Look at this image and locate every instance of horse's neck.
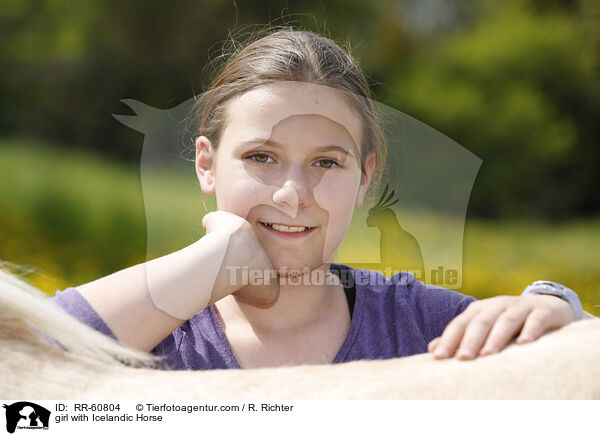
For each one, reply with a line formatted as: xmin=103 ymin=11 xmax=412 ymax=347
xmin=3 ymin=319 xmax=599 ymax=399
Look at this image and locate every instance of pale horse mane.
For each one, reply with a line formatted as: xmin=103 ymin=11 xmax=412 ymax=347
xmin=1 ymin=266 xmax=600 ymax=400
xmin=0 ymin=267 xmax=159 ymax=368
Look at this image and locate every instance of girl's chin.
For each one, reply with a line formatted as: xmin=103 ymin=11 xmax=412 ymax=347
xmin=271 ymin=260 xmax=328 ymax=277
xmin=264 ymin=247 xmax=334 ymax=276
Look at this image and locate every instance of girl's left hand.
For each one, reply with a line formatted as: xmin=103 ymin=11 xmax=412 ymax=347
xmin=428 ymin=295 xmax=575 ymax=360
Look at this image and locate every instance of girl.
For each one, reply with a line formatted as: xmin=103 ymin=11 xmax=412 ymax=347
xmin=50 ymin=28 xmax=591 ymax=370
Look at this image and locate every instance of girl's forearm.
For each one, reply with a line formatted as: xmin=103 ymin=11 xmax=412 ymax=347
xmin=76 ymin=230 xmax=245 ymax=352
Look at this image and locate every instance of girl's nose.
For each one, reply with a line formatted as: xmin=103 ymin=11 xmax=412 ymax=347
xmin=272 ymin=180 xmax=312 ymax=218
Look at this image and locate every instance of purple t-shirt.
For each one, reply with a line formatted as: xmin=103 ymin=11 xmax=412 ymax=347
xmin=49 ymin=263 xmax=475 ymax=370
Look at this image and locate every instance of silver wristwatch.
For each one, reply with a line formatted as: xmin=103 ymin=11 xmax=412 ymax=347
xmin=521 ymin=280 xmax=583 ymax=321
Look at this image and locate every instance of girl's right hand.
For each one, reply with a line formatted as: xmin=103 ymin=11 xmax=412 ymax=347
xmin=202 ymin=211 xmax=279 ymax=308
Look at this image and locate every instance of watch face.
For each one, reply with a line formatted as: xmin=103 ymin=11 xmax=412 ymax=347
xmin=532 ymin=280 xmax=565 ymax=290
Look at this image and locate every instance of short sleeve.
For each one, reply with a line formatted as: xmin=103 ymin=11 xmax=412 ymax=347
xmin=48 ymin=287 xmax=117 ymax=340
xmin=406 ymin=280 xmax=476 ymax=344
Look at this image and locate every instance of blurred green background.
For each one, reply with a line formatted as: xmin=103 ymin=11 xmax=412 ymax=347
xmin=1 ymin=0 xmax=599 ymax=314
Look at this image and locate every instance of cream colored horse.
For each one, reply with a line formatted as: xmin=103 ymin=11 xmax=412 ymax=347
xmin=1 ymin=269 xmax=599 ymax=400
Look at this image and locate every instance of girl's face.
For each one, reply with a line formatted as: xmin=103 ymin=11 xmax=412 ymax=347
xmin=197 ymin=82 xmax=376 ymax=273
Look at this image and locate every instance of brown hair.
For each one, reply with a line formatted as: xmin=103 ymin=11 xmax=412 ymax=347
xmin=194 ymin=27 xmax=387 ymax=204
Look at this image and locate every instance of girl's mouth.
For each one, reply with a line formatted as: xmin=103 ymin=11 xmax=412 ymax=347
xmin=259 ymin=221 xmax=316 ymax=238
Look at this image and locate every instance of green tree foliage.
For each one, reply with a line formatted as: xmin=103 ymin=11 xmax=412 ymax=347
xmin=388 ymin=3 xmax=600 ymax=217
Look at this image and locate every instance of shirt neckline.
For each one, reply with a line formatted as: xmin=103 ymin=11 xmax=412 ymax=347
xmin=207 ymin=263 xmax=364 ymax=368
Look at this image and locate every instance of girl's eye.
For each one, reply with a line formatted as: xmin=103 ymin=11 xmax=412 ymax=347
xmin=315 ymin=159 xmax=342 ymax=169
xmin=245 ymin=153 xmax=341 ymax=168
xmin=247 ymin=153 xmax=274 ymax=164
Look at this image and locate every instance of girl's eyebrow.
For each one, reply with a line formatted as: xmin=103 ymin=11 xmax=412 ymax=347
xmin=237 ymin=138 xmax=356 ymax=158
xmin=236 ymin=138 xmax=273 ymax=149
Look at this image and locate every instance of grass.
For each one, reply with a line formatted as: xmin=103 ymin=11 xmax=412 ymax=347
xmin=1 ymin=138 xmax=598 ymax=315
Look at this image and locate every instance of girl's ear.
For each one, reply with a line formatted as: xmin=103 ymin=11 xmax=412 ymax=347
xmin=355 ymin=150 xmax=377 ymax=208
xmin=195 ymin=136 xmax=216 ymax=195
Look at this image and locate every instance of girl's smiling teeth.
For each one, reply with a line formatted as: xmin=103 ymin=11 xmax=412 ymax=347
xmin=259 ymin=221 xmax=315 ymax=233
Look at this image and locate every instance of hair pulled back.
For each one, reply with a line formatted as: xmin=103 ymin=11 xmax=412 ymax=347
xmin=194 ymin=27 xmax=387 ymax=203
